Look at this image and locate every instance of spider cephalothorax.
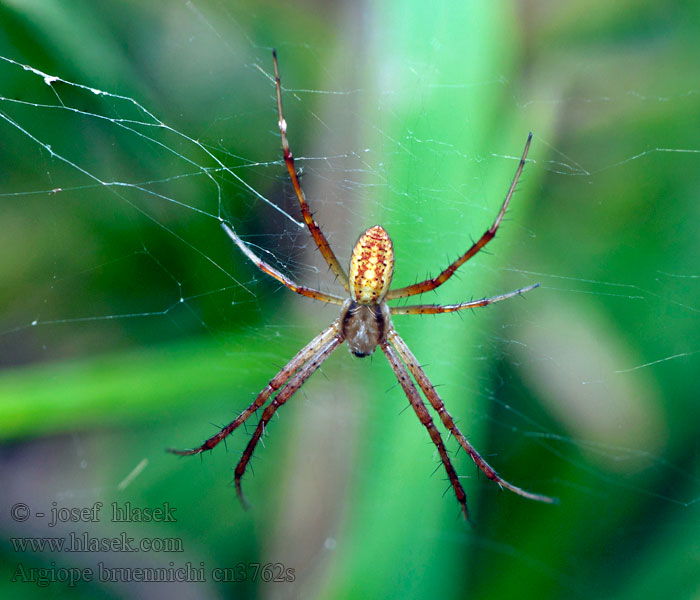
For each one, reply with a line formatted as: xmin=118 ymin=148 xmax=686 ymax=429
xmin=170 ymin=50 xmax=557 ymax=520
xmin=340 ymin=299 xmax=391 ymax=358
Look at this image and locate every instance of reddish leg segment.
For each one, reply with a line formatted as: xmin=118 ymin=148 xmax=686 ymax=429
xmin=234 ymin=332 xmax=344 ymax=506
xmin=386 ymin=133 xmax=533 ymax=300
xmin=387 ymin=329 xmax=557 ymax=505
xmin=380 ymin=341 xmax=469 ymax=520
xmin=169 ymin=320 xmax=343 ymax=457
xmin=272 ymin=50 xmax=350 ymax=291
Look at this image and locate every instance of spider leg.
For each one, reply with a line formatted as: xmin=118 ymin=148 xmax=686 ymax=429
xmin=222 ymin=222 xmax=345 ymax=305
xmin=272 ymin=50 xmax=350 ymax=291
xmin=386 ymin=133 xmax=532 ymax=300
xmin=387 ymin=329 xmax=558 ymax=505
xmin=168 ymin=319 xmax=343 ymax=456
xmin=234 ymin=331 xmax=344 ymax=507
xmin=390 ymin=283 xmax=539 ymax=315
xmin=380 ymin=341 xmax=469 ymax=520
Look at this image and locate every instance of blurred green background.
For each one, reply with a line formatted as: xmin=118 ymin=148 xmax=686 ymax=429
xmin=1 ymin=0 xmax=698 ymax=598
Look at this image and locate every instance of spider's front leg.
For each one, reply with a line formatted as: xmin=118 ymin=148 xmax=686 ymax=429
xmin=233 ymin=332 xmax=344 ymax=507
xmin=387 ymin=329 xmax=557 ymax=505
xmin=168 ymin=320 xmax=342 ymax=457
xmin=380 ymin=341 xmax=470 ymax=520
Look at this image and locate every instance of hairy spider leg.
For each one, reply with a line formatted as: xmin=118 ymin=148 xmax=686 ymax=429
xmin=386 ymin=133 xmax=533 ymax=300
xmin=389 ymin=283 xmax=540 ymax=315
xmin=381 ymin=341 xmax=469 ymax=520
xmin=221 ymin=222 xmax=344 ymax=305
xmin=234 ymin=332 xmax=344 ymax=507
xmin=272 ymin=50 xmax=350 ymax=291
xmin=168 ymin=320 xmax=343 ymax=457
xmin=387 ymin=329 xmax=558 ymax=505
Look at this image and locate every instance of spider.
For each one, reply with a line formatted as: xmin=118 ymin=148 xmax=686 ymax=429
xmin=170 ymin=50 xmax=557 ymax=520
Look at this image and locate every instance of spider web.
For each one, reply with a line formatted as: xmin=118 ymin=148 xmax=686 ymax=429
xmin=1 ymin=2 xmax=698 ymax=598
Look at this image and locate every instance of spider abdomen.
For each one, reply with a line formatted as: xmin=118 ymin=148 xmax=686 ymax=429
xmin=348 ymin=226 xmax=394 ymax=304
xmin=340 ymin=299 xmax=391 ymax=357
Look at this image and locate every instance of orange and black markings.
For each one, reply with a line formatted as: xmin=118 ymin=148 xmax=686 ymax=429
xmin=348 ymin=225 xmax=395 ymax=304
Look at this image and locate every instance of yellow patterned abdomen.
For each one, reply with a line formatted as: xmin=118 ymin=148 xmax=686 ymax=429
xmin=348 ymin=226 xmax=394 ymax=304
